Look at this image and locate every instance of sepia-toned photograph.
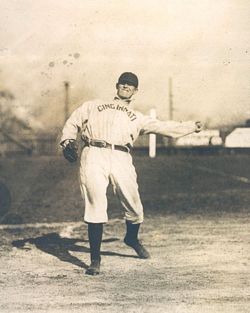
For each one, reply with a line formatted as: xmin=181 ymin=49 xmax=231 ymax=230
xmin=0 ymin=1 xmax=249 ymax=312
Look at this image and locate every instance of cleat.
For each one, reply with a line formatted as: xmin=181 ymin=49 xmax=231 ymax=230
xmin=124 ymin=237 xmax=150 ymax=259
xmin=85 ymin=259 xmax=100 ymax=276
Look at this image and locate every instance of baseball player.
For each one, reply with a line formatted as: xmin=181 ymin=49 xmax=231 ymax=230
xmin=60 ymin=72 xmax=202 ymax=276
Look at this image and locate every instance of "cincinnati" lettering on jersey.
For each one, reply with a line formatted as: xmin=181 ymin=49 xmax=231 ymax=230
xmin=97 ymin=104 xmax=137 ymax=121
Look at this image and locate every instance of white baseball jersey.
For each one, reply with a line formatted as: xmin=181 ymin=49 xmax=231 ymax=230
xmin=60 ymin=97 xmax=197 ymax=224
xmin=60 ymin=97 xmax=197 ymax=146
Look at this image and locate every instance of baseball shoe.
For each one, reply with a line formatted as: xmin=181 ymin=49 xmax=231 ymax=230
xmin=85 ymin=259 xmax=100 ymax=276
xmin=124 ymin=237 xmax=150 ymax=259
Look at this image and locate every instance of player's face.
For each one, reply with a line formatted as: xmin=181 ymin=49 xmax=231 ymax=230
xmin=116 ymin=83 xmax=138 ymax=99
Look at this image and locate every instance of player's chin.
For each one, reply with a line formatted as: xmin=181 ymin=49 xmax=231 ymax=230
xmin=118 ymin=90 xmax=131 ymax=98
xmin=119 ymin=93 xmax=132 ymax=100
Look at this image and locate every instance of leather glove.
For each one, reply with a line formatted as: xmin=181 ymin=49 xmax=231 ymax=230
xmin=62 ymin=140 xmax=78 ymax=163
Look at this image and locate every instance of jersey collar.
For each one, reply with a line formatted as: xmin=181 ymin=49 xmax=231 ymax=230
xmin=114 ymin=95 xmax=134 ymax=104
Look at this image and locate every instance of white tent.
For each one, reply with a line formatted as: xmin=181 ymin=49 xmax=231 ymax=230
xmin=174 ymin=130 xmax=222 ymax=147
xmin=225 ymin=128 xmax=250 ymax=148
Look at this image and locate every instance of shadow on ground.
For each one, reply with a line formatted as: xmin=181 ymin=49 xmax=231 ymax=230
xmin=12 ymin=232 xmax=138 ymax=269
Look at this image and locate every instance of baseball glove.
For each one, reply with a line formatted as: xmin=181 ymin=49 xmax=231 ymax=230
xmin=63 ymin=140 xmax=78 ymax=163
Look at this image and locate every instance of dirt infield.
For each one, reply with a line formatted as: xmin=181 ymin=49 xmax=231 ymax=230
xmin=0 ymin=154 xmax=249 ymax=312
xmin=0 ymin=215 xmax=249 ymax=313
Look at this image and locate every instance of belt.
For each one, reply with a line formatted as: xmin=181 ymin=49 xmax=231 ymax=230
xmin=86 ymin=139 xmax=130 ymax=153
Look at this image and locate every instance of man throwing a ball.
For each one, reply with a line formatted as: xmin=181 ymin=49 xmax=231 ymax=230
xmin=60 ymin=72 xmax=202 ymax=275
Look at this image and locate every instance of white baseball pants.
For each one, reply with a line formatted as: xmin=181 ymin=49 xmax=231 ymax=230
xmin=79 ymin=146 xmax=144 ymax=224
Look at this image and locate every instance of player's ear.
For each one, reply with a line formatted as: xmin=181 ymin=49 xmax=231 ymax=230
xmin=116 ymin=83 xmax=119 ymax=90
xmin=132 ymin=88 xmax=138 ymax=95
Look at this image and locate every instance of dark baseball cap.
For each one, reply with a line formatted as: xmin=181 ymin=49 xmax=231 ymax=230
xmin=117 ymin=72 xmax=139 ymax=88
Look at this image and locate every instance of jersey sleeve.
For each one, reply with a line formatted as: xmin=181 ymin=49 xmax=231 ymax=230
xmin=60 ymin=102 xmax=90 ymax=145
xmin=138 ymin=114 xmax=197 ymax=138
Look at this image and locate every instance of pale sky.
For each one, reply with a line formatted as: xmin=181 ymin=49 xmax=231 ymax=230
xmin=0 ymin=0 xmax=250 ymax=129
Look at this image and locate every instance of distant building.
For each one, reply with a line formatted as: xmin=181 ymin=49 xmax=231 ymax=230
xmin=0 ymin=89 xmax=33 ymax=156
xmin=0 ymin=123 xmax=33 ymax=156
xmin=225 ymin=128 xmax=250 ymax=148
xmin=172 ymin=130 xmax=223 ymax=147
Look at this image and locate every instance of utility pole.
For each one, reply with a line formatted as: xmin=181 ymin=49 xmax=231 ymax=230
xmin=64 ymin=81 xmax=69 ymax=122
xmin=168 ymin=78 xmax=174 ymax=148
xmin=169 ymin=77 xmax=174 ymax=120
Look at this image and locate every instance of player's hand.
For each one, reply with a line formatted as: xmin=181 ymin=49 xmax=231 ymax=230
xmin=62 ymin=139 xmax=78 ymax=163
xmin=195 ymin=121 xmax=203 ymax=133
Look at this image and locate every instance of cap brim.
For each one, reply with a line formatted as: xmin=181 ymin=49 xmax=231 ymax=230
xmin=118 ymin=79 xmax=138 ymax=87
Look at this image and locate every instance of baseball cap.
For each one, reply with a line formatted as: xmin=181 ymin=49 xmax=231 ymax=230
xmin=117 ymin=72 xmax=139 ymax=88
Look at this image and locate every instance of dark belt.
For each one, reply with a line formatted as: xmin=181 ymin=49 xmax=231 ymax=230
xmin=86 ymin=139 xmax=130 ymax=153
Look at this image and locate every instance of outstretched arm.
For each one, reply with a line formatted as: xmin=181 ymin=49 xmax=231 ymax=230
xmin=139 ymin=116 xmax=202 ymax=138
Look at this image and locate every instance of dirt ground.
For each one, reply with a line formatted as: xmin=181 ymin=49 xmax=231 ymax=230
xmin=0 ymin=154 xmax=249 ymax=312
xmin=0 ymin=214 xmax=249 ymax=313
